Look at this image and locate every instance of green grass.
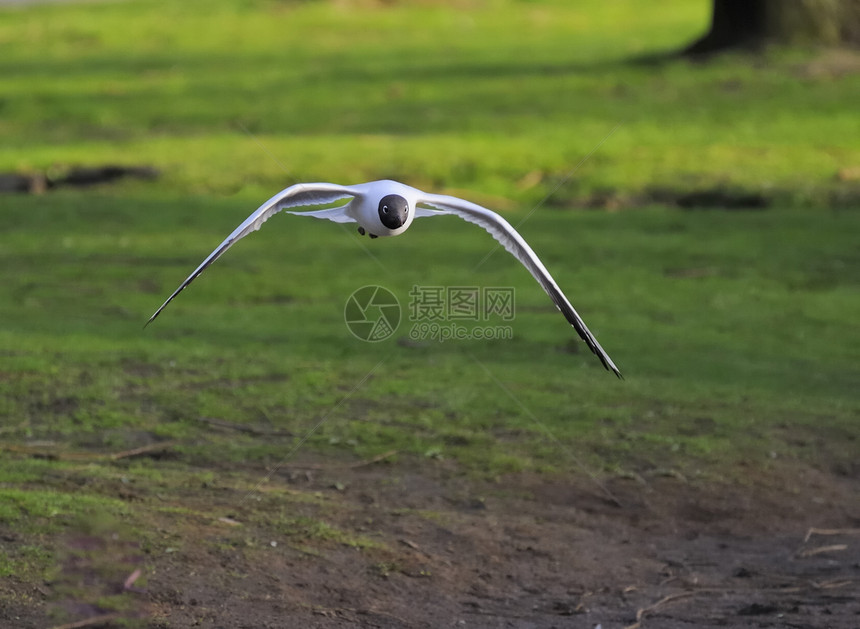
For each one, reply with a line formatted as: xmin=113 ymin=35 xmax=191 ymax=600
xmin=1 ymin=191 xmax=856 ymax=475
xmin=1 ymin=0 xmax=857 ymax=202
xmin=0 ymin=0 xmax=858 ymax=611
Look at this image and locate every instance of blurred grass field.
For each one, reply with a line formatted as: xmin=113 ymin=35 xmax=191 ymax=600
xmin=0 ymin=0 xmax=858 ymax=606
xmin=1 ymin=0 xmax=857 ymax=202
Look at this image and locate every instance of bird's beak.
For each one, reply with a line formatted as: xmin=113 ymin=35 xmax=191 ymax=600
xmin=393 ymin=205 xmax=408 ymax=228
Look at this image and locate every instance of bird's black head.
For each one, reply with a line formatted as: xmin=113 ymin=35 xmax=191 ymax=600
xmin=378 ymin=194 xmax=409 ymax=230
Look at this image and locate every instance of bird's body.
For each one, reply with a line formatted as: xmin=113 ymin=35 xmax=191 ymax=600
xmin=147 ymin=179 xmax=622 ymax=377
xmin=331 ymin=179 xmax=419 ymax=237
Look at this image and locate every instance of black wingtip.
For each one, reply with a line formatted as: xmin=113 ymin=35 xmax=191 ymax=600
xmin=590 ymin=342 xmax=623 ymax=380
xmin=600 ymin=356 xmax=623 ymax=380
xmin=144 ymin=302 xmax=169 ymax=329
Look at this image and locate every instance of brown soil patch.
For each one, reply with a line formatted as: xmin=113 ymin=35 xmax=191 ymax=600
xmin=3 ymin=457 xmax=858 ymax=628
xmin=0 ymin=165 xmax=158 ymax=194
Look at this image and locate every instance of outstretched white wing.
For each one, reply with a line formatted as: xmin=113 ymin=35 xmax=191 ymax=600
xmin=146 ymin=182 xmax=359 ymax=325
xmin=416 ymin=193 xmax=621 ymax=377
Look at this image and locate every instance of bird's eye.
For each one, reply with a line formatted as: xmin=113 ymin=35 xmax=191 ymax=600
xmin=382 ymin=206 xmax=389 ymax=214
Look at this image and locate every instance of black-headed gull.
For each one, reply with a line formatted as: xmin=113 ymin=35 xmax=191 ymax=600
xmin=147 ymin=180 xmax=621 ymax=377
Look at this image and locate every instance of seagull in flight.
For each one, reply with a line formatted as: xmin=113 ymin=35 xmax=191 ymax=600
xmin=147 ymin=180 xmax=621 ymax=377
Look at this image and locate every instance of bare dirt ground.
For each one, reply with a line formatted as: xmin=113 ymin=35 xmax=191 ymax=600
xmin=4 ymin=454 xmax=859 ymax=629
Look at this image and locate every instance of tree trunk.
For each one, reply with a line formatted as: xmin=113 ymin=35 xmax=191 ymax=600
xmin=685 ymin=0 xmax=860 ymax=56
